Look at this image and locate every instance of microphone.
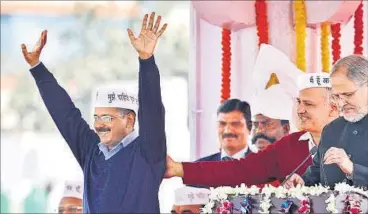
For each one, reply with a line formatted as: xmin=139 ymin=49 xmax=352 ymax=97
xmin=280 ymin=146 xmax=317 ymax=186
xmin=320 ymin=153 xmax=329 ymax=186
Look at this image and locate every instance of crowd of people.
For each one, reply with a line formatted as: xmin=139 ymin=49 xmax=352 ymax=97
xmin=21 ymin=12 xmax=367 ymax=213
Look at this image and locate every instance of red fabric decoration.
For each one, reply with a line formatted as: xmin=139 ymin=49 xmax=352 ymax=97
xmin=353 ymin=2 xmax=364 ymax=55
xmin=255 ymin=0 xmax=269 ymax=46
xmin=221 ymin=28 xmax=231 ymax=103
xmin=331 ymin=23 xmax=341 ymax=64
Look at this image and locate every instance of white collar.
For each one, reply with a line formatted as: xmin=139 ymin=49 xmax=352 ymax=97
xmin=298 ymin=132 xmax=316 ymax=153
xmin=221 ymin=146 xmax=249 ymax=160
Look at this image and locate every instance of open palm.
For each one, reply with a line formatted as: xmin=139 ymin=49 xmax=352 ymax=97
xmin=127 ymin=12 xmax=167 ymax=59
xmin=21 ymin=30 xmax=47 ymax=67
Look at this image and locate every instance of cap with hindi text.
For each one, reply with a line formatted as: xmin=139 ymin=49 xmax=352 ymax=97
xmin=93 ymin=86 xmax=138 ymax=114
xmin=297 ymin=73 xmax=331 ymax=91
xmin=62 ymin=180 xmax=83 ymax=200
xmin=174 ymin=186 xmax=211 ymax=206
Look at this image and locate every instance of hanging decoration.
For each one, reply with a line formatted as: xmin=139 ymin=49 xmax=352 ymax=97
xmin=294 ymin=0 xmax=307 ymax=72
xmin=353 ymin=2 xmax=364 ymax=55
xmin=321 ymin=22 xmax=331 ymax=72
xmin=255 ymin=0 xmax=269 ymax=47
xmin=256 ymin=0 xmax=280 ymax=89
xmin=221 ymin=28 xmax=231 ymax=103
xmin=331 ymin=23 xmax=341 ymax=64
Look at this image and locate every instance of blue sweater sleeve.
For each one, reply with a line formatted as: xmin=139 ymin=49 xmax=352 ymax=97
xmin=138 ymin=56 xmax=166 ymax=164
xmin=30 ymin=63 xmax=100 ymax=168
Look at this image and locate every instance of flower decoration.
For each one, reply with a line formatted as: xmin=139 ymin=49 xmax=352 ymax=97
xmin=259 ymin=197 xmax=272 ymax=214
xmin=216 ymin=200 xmax=233 ymax=214
xmin=335 ymin=183 xmax=368 ymax=198
xmin=298 ymin=198 xmax=311 ymax=214
xmin=325 ymin=194 xmax=337 ymax=213
xmin=255 ymin=0 xmax=269 ymax=46
xmin=353 ymin=2 xmax=364 ymax=55
xmin=221 ymin=28 xmax=231 ymax=103
xmin=278 ymin=199 xmax=294 ymax=213
xmin=331 ymin=23 xmax=341 ymax=64
xmin=343 ymin=195 xmax=362 ymax=214
xmin=294 ymin=0 xmax=307 ymax=72
xmin=239 ymin=195 xmax=253 ymax=213
xmin=201 ymin=201 xmax=215 ymax=214
xmin=321 ymin=22 xmax=331 ymax=73
xmin=206 ymin=183 xmax=366 ymax=214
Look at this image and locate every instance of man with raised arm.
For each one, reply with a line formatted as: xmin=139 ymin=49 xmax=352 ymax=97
xmin=21 ymin=12 xmax=168 ymax=212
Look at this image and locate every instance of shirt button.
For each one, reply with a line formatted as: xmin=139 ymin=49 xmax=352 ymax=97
xmin=353 ymin=130 xmax=358 ymax=135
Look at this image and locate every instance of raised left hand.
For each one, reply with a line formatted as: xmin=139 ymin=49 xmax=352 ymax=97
xmin=127 ymin=12 xmax=167 ymax=59
xmin=324 ymin=147 xmax=353 ymax=175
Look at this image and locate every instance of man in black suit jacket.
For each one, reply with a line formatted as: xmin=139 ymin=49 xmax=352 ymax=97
xmin=196 ymin=99 xmax=253 ymax=162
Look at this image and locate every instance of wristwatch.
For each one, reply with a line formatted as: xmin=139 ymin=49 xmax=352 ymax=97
xmin=346 ymin=164 xmax=354 ymax=181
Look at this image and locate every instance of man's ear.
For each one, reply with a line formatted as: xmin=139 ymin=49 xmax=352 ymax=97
xmin=329 ymin=102 xmax=339 ymax=118
xmin=127 ymin=112 xmax=136 ymax=129
xmin=282 ymin=123 xmax=290 ymax=135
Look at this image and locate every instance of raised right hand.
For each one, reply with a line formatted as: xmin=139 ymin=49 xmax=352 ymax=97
xmin=21 ymin=30 xmax=47 ymax=67
xmin=283 ymin=174 xmax=305 ymax=189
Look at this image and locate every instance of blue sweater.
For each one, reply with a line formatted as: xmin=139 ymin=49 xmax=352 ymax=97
xmin=30 ymin=56 xmax=166 ymax=213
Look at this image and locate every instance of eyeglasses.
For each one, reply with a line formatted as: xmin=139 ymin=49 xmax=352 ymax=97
xmin=331 ymin=82 xmax=368 ymax=102
xmin=56 ymin=206 xmax=82 ymax=213
xmin=94 ymin=115 xmax=120 ymax=123
xmin=331 ymin=89 xmax=359 ymax=102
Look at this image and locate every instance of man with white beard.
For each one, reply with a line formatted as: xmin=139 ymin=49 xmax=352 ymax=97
xmin=285 ymin=55 xmax=368 ymax=189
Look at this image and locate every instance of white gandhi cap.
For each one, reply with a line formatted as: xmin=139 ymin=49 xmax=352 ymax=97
xmin=297 ymin=72 xmax=331 ymax=91
xmin=174 ymin=186 xmax=211 ymax=206
xmin=62 ymin=180 xmax=83 ymax=200
xmin=93 ymin=85 xmax=138 ymax=114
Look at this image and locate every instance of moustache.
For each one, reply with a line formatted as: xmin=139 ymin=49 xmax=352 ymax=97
xmin=96 ymin=127 xmax=111 ymax=132
xmin=297 ymin=113 xmax=310 ymax=120
xmin=222 ymin=133 xmax=238 ymax=139
xmin=341 ymin=104 xmax=355 ymax=111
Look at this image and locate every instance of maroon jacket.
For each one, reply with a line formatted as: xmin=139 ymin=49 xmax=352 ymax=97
xmin=182 ymin=131 xmax=313 ymax=187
